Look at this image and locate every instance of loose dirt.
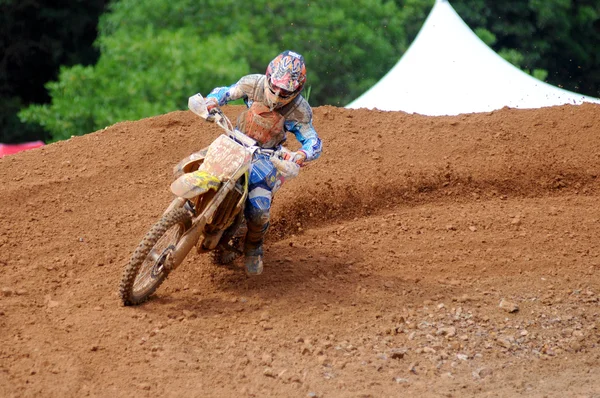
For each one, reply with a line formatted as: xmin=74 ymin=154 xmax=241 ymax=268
xmin=1 ymin=103 xmax=599 ymax=397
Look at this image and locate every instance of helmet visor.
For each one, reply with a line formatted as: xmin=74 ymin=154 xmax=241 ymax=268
xmin=267 ymin=78 xmax=296 ymax=99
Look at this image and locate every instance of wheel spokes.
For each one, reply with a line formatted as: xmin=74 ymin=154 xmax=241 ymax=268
xmin=132 ymin=225 xmax=182 ymax=295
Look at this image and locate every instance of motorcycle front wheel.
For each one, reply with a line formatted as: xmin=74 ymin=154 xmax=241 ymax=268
xmin=119 ymin=207 xmax=192 ymax=305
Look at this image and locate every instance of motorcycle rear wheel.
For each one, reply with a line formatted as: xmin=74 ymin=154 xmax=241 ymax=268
xmin=119 ymin=207 xmax=191 ymax=305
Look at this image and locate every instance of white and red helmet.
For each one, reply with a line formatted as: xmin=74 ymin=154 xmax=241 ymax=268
xmin=265 ymin=50 xmax=306 ymax=108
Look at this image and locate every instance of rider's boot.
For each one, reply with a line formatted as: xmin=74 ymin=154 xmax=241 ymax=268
xmin=244 ymin=195 xmax=270 ymax=276
xmin=244 ymin=242 xmax=264 ymax=276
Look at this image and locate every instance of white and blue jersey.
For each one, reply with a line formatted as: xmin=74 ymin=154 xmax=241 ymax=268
xmin=203 ymin=74 xmax=322 ymax=248
xmin=206 ymin=74 xmax=322 ymax=161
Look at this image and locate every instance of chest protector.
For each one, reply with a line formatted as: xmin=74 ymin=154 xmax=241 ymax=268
xmin=237 ymin=102 xmax=286 ymax=148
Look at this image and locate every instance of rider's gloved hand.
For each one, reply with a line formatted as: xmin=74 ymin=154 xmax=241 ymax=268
xmin=204 ymin=97 xmax=219 ymax=122
xmin=283 ymin=150 xmax=307 ymax=166
xmin=206 ymin=97 xmax=219 ymax=114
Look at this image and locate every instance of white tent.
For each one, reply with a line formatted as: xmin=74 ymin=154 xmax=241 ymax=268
xmin=346 ymin=0 xmax=600 ymax=115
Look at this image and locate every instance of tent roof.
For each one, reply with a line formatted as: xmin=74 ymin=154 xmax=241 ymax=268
xmin=346 ymin=0 xmax=600 ymax=115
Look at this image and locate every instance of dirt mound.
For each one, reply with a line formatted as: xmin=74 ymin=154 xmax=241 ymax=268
xmin=1 ymin=103 xmax=599 ymax=397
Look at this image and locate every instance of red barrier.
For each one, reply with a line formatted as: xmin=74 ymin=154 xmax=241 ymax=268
xmin=0 ymin=141 xmax=45 ymax=157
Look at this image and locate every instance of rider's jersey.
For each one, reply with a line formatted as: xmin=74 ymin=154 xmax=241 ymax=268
xmin=206 ymin=74 xmax=322 ymax=162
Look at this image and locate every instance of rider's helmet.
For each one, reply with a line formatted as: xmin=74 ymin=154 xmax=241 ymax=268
xmin=264 ymin=50 xmax=306 ymax=109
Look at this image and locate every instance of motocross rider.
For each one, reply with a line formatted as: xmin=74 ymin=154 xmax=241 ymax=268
xmin=201 ymin=50 xmax=322 ymax=276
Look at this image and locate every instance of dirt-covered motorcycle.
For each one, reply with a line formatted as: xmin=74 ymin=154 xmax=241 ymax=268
xmin=119 ymin=94 xmax=300 ymax=305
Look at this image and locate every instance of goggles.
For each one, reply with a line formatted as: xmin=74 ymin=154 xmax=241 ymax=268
xmin=267 ymin=78 xmax=295 ymax=99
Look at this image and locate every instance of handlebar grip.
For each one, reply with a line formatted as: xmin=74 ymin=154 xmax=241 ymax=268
xmin=271 ymin=157 xmax=300 ymax=180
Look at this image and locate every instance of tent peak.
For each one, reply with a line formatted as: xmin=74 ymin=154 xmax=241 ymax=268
xmin=346 ymin=0 xmax=600 ymax=115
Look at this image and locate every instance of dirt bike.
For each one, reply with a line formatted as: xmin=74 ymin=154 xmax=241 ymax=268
xmin=119 ymin=94 xmax=301 ymax=306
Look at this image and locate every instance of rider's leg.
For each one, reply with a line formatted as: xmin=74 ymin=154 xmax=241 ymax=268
xmin=244 ymin=203 xmax=270 ymax=275
xmin=244 ymin=155 xmax=277 ymax=275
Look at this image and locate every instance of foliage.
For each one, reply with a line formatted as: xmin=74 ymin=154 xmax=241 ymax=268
xmin=0 ymin=97 xmax=50 ymax=143
xmin=452 ymin=0 xmax=600 ymax=95
xmin=255 ymin=1 xmax=406 ymax=106
xmin=22 ymin=28 xmax=250 ymax=141
xmin=20 ymin=0 xmax=407 ymax=139
xmin=0 ymin=0 xmax=108 ymax=143
xmin=473 ymin=28 xmax=495 ymax=47
xmin=6 ymin=0 xmax=600 ymax=142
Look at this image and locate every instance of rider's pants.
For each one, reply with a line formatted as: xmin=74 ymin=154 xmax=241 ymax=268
xmin=244 ymin=153 xmax=282 ymax=251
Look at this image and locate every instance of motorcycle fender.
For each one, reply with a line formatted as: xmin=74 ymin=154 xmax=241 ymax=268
xmin=170 ymin=170 xmax=221 ymax=199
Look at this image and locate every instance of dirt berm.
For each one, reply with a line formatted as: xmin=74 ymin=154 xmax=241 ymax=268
xmin=1 ymin=104 xmax=599 ymax=397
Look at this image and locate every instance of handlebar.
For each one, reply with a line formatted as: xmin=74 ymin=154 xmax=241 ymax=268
xmin=188 ymin=93 xmax=301 ymax=179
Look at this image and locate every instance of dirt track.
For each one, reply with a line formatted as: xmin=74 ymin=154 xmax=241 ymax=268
xmin=1 ymin=104 xmax=599 ymax=397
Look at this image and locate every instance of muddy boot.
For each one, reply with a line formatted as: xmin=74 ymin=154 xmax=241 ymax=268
xmin=244 ymin=244 xmax=264 ymax=276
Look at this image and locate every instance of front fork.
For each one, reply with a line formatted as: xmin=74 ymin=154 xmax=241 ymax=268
xmin=164 ymin=178 xmax=238 ymax=270
xmin=163 ymin=197 xmax=187 ymax=216
xmin=159 ymin=197 xmax=199 ymax=270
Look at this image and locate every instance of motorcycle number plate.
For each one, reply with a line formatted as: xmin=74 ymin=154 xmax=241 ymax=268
xmin=199 ymin=135 xmax=251 ymax=180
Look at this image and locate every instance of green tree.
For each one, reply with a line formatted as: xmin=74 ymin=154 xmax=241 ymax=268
xmin=12 ymin=0 xmax=600 ymax=143
xmin=20 ymin=0 xmax=407 ymax=140
xmin=394 ymin=0 xmax=600 ymax=95
xmin=21 ymin=30 xmax=250 ymax=141
xmin=451 ymin=0 xmax=600 ymax=95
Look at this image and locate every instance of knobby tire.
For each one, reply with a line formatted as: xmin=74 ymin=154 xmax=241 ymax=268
xmin=119 ymin=207 xmax=191 ymax=306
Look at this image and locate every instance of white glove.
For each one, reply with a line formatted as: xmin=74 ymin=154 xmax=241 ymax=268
xmin=271 ymin=157 xmax=300 ymax=180
xmin=283 ymin=150 xmax=307 ymax=165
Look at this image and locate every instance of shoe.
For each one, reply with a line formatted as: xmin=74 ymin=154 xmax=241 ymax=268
xmin=244 ymin=245 xmax=264 ymax=276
